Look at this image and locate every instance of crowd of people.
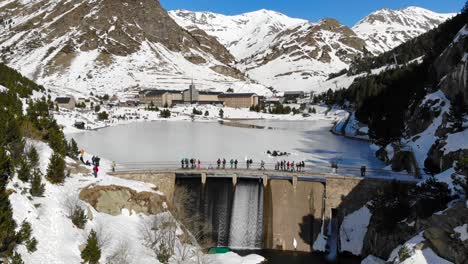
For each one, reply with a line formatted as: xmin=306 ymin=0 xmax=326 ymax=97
xmin=79 ymin=149 xmax=102 ymax=178
xmin=274 ymin=160 xmax=306 ymax=172
xmin=177 ymin=158 xmax=368 ymax=176
xmin=179 ymin=158 xmax=312 ymax=172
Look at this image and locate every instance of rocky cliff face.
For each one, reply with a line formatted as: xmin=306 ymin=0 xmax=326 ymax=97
xmin=435 ymin=24 xmax=468 ymax=105
xmin=0 ymin=0 xmax=268 ymax=96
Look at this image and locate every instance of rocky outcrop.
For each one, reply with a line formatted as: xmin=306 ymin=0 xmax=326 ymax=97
xmin=420 ymin=202 xmax=468 ymax=264
xmin=210 ymin=65 xmax=245 ymax=80
xmin=79 ymin=185 xmax=166 ymax=216
xmin=391 ymin=151 xmax=417 ymax=175
xmin=435 ymin=25 xmax=468 ymax=105
xmin=362 ymin=223 xmax=416 ymax=259
xmin=363 ymin=201 xmax=468 ymax=262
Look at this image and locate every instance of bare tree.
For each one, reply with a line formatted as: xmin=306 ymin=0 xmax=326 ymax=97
xmin=94 ymin=220 xmax=112 ymax=250
xmin=106 ymin=241 xmax=131 ymax=264
xmin=63 ymin=194 xmax=88 ymax=228
xmin=140 ymin=214 xmax=177 ymax=264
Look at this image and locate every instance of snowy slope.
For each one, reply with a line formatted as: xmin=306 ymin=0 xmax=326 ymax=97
xmin=353 ymin=7 xmax=455 ymax=54
xmin=9 ymin=140 xmax=264 ymax=264
xmin=239 ymin=18 xmax=366 ymax=92
xmin=0 ymin=0 xmax=272 ymax=97
xmin=169 ymin=9 xmax=306 ymax=61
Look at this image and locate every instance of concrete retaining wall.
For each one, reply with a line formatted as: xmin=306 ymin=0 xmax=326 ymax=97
xmin=264 ymin=180 xmax=325 ymax=251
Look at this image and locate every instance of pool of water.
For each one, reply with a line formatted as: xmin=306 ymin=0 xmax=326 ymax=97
xmin=70 ymin=120 xmax=386 ymax=174
xmin=235 ymin=249 xmax=362 ymax=264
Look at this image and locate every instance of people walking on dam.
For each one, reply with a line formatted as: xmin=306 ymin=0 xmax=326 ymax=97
xmin=260 ymin=160 xmax=265 ymax=170
xmin=234 ymin=159 xmax=238 ymax=169
xmin=181 ymin=159 xmax=184 ymax=169
xmin=230 ymin=159 xmax=234 ymax=169
xmin=93 ymin=165 xmax=99 ymax=178
xmin=361 ymin=166 xmax=366 ymax=177
xmin=246 ymin=159 xmax=250 ymax=169
xmin=185 ymin=158 xmax=189 ymax=169
xmin=331 ymin=161 xmax=338 ymax=174
xmin=291 ymin=161 xmax=295 ymax=172
xmin=217 ymin=158 xmax=221 ymax=169
xmin=222 ymin=158 xmax=226 ymax=169
xmin=111 ymin=161 xmax=116 ymax=172
xmin=198 ymin=159 xmax=201 ymax=169
xmin=287 ymin=161 xmax=290 ymax=171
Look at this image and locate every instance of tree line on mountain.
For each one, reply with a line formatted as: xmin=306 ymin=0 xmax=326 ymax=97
xmin=317 ymin=3 xmax=468 ymax=146
xmin=0 ymin=63 xmax=82 ymax=262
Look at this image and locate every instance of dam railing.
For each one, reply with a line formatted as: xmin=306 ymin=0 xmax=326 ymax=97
xmin=112 ymin=161 xmax=418 ymax=181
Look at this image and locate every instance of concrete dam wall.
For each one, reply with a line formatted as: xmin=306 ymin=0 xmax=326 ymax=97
xmin=109 ymin=170 xmax=411 ymax=253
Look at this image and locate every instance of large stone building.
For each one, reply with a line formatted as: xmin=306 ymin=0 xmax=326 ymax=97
xmin=140 ymin=89 xmax=181 ymax=107
xmin=199 ymin=91 xmax=223 ymax=102
xmin=182 ymin=83 xmax=199 ymax=103
xmin=219 ymin=93 xmax=259 ymax=108
xmin=140 ymin=84 xmax=258 ymax=108
xmin=54 ymin=96 xmax=76 ymax=110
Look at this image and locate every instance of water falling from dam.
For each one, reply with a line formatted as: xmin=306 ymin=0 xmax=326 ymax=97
xmin=175 ymin=177 xmax=264 ymax=249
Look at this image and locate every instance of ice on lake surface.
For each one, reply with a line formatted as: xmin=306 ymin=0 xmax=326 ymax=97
xmin=71 ymin=120 xmax=390 ymax=175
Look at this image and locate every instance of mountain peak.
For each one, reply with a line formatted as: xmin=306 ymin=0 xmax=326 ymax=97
xmin=352 ymin=6 xmax=455 ymax=54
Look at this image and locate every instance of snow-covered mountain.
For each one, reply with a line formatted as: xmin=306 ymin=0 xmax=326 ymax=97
xmin=169 ymin=9 xmax=306 ymax=61
xmin=353 ymin=6 xmax=455 ymax=54
xmin=239 ymin=18 xmax=366 ymax=92
xmin=0 ymin=1 xmax=455 ymax=94
xmin=171 ymin=7 xmax=453 ymax=93
xmin=171 ymin=10 xmax=366 ymax=92
xmin=0 ymin=0 xmax=271 ymax=96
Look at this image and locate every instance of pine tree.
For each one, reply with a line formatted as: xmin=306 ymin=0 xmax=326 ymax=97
xmin=30 ymin=169 xmax=45 ymax=197
xmin=27 ymin=146 xmax=39 ymax=168
xmin=0 ymin=146 xmax=12 ymax=176
xmin=68 ymin=138 xmax=79 ymax=159
xmin=204 ymin=110 xmax=209 ymax=117
xmin=81 ymin=230 xmax=101 ymax=264
xmin=17 ymin=221 xmax=32 ymax=243
xmin=218 ymin=109 xmax=224 ymax=119
xmin=10 ymin=252 xmax=24 ymax=264
xmin=448 ymin=92 xmax=467 ymax=132
xmin=47 ymin=129 xmax=67 ymax=156
xmin=0 ymin=178 xmax=17 ymax=256
xmin=17 ymin=159 xmax=31 ymax=183
xmin=46 ymin=152 xmax=65 ymax=184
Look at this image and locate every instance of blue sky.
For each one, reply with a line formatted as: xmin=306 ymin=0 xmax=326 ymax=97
xmin=160 ymin=0 xmax=465 ymax=26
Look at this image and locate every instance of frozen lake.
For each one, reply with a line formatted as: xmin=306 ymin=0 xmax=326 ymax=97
xmin=71 ymin=120 xmax=388 ymax=175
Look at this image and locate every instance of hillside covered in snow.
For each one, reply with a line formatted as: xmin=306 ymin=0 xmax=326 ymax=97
xmin=0 ymin=0 xmax=270 ymax=97
xmin=0 ymin=0 xmax=454 ymax=95
xmin=170 ymin=6 xmax=453 ymax=93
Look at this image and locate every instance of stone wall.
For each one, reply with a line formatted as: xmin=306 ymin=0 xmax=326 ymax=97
xmin=325 ymin=176 xmax=392 ymax=231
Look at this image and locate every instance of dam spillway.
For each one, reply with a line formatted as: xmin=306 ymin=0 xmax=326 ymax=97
xmin=175 ymin=177 xmax=265 ymax=249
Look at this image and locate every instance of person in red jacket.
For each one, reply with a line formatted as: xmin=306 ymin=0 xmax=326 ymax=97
xmin=93 ymin=165 xmax=99 ymax=178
